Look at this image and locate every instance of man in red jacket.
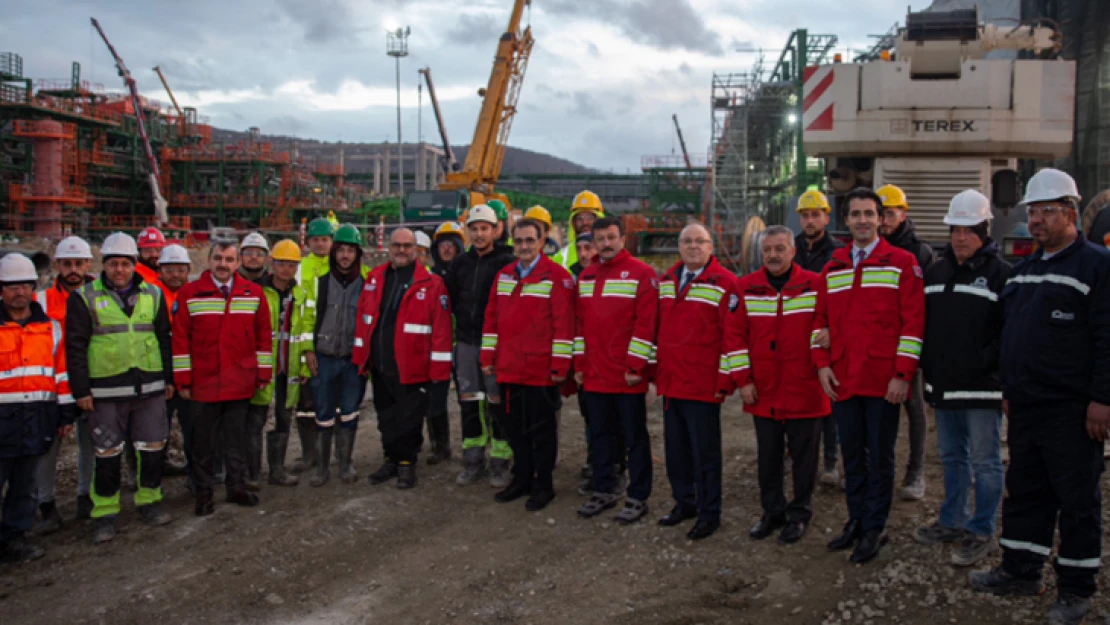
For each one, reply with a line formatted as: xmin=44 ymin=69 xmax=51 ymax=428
xmin=575 ymin=217 xmax=659 ymax=524
xmin=481 ymin=219 xmax=576 ymax=511
xmin=173 ymin=241 xmax=273 ymax=516
xmin=813 ymin=187 xmax=925 ymax=563
xmin=734 ymin=226 xmax=831 ymax=545
xmin=656 ymin=224 xmax=740 ymax=540
xmin=352 ymin=228 xmax=453 ymax=489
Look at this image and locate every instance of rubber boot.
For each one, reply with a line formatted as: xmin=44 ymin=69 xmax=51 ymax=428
xmin=266 ymin=432 xmax=299 ymax=486
xmin=291 ymin=419 xmax=318 ymax=475
xmin=310 ymin=429 xmax=333 ymax=487
xmin=335 ymin=427 xmax=358 ymax=484
xmin=456 ymin=447 xmax=487 ymax=486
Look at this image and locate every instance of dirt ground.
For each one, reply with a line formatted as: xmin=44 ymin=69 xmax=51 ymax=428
xmin=3 ymin=393 xmax=1109 ymax=625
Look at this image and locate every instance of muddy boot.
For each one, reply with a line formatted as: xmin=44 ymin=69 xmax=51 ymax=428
xmin=75 ymin=495 xmax=93 ymax=521
xmin=266 ymin=432 xmax=299 ymax=486
xmin=92 ymin=516 xmax=117 ymax=544
xmin=335 ymin=428 xmax=358 ymax=484
xmin=489 ymin=458 xmax=511 ymax=489
xmin=36 ymin=501 xmax=63 ymax=536
xmin=455 ymin=447 xmax=487 ymax=486
xmin=291 ymin=419 xmax=318 ymax=475
xmin=310 ymin=429 xmax=333 ymax=487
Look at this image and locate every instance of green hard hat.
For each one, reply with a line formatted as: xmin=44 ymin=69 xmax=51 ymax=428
xmin=333 ymin=223 xmax=362 ymax=246
xmin=486 ymin=199 xmax=508 ymax=221
xmin=307 ymin=217 xmax=335 ymax=238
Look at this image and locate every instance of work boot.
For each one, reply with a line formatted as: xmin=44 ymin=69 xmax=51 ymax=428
xmin=396 ymin=462 xmax=417 ymax=489
xmin=968 ymin=566 xmax=1045 ymax=596
xmin=489 ymin=458 xmax=511 ymax=489
xmin=425 ymin=411 xmax=452 ymax=465
xmin=310 ymin=429 xmax=333 ymax=487
xmin=226 ymin=489 xmax=260 ymax=507
xmin=335 ymin=428 xmax=358 ymax=484
xmin=914 ymin=522 xmax=964 ymax=545
xmin=291 ymin=419 xmax=318 ymax=475
xmin=900 ymin=471 xmax=926 ymax=501
xmin=950 ymin=534 xmax=997 ymax=567
xmin=92 ymin=516 xmax=118 ymax=544
xmin=75 ymin=494 xmax=94 ymax=520
xmin=0 ymin=537 xmax=45 ymax=563
xmin=369 ymin=461 xmax=398 ymax=485
xmin=36 ymin=501 xmax=63 ymax=536
xmin=138 ymin=502 xmax=172 ymax=526
xmin=1046 ymin=594 xmax=1091 ymax=625
xmin=195 ymin=490 xmax=215 ymax=516
xmin=456 ymin=448 xmax=487 ymax=486
xmin=266 ymin=432 xmax=299 ymax=486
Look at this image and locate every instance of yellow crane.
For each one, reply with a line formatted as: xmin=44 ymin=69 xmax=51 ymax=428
xmin=152 ymin=65 xmax=185 ymax=137
xmin=403 ymin=0 xmax=534 ymax=222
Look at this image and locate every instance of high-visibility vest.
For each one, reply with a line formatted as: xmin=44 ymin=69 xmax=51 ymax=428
xmin=78 ymin=280 xmax=163 ymax=383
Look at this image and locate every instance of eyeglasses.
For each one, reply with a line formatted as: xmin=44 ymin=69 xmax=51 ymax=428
xmin=1026 ymin=205 xmax=1066 ymax=219
xmin=679 ymin=238 xmax=711 ymax=246
xmin=390 ymin=242 xmax=415 ymax=250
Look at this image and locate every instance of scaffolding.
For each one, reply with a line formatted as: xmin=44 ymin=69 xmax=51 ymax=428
xmin=709 ymin=30 xmax=837 ymax=237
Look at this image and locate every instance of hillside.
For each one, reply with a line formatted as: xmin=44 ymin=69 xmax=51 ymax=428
xmin=209 ymin=128 xmax=593 ymax=176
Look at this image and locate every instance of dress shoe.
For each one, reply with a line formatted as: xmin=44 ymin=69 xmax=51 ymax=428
xmin=687 ymin=519 xmax=720 ymax=541
xmin=194 ymin=490 xmax=215 ymax=517
xmin=525 ymin=490 xmax=555 ymax=512
xmin=827 ymin=518 xmax=862 ymax=551
xmin=749 ymin=515 xmax=786 ymax=540
xmin=226 ymin=490 xmax=260 ymax=507
xmin=658 ymin=506 xmax=698 ymax=527
xmin=849 ymin=529 xmax=888 ymax=563
xmin=778 ymin=520 xmax=807 ymax=545
xmin=495 ymin=479 xmax=531 ymax=503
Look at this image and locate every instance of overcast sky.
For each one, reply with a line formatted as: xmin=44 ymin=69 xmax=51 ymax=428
xmin=5 ymin=0 xmax=933 ymax=171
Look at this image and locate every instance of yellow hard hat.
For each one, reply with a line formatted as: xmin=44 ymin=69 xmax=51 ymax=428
xmin=571 ymin=190 xmax=604 ymax=216
xmin=524 ymin=205 xmax=553 ymax=229
xmin=434 ymin=221 xmax=464 ymax=240
xmin=796 ymin=189 xmax=831 ymax=213
xmin=271 ymin=239 xmax=302 ymax=262
xmin=876 ymin=184 xmax=909 ymax=209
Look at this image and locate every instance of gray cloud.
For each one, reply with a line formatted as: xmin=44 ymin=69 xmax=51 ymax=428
xmin=569 ymin=92 xmax=605 ymax=121
xmin=275 ymin=0 xmax=359 ymax=45
xmin=445 ymin=13 xmax=503 ymax=45
xmin=542 ymin=0 xmax=722 ymax=55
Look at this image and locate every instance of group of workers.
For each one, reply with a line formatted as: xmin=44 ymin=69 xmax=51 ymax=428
xmin=0 ymin=168 xmax=1107 ymax=625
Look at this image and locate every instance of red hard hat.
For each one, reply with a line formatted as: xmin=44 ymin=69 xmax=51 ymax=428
xmin=137 ymin=227 xmax=166 ymax=249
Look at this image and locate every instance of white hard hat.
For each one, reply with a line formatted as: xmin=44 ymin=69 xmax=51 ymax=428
xmin=158 ymin=244 xmax=191 ymax=266
xmin=55 ymin=236 xmax=93 ymax=260
xmin=466 ymin=204 xmax=498 ymax=226
xmin=415 ymin=231 xmax=432 ymax=249
xmin=1019 ymin=168 xmax=1081 ymax=207
xmin=944 ymin=190 xmax=993 ymax=226
xmin=101 ymin=232 xmax=139 ymax=258
xmin=241 ymin=231 xmax=269 ymax=252
xmin=0 ymin=253 xmax=39 ymax=284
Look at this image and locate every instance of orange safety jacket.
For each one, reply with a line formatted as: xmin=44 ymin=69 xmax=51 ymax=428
xmin=35 ymin=275 xmax=93 ymax=325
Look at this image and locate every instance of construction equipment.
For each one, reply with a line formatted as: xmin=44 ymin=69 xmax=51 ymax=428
xmin=672 ymin=114 xmax=692 ymax=172
xmin=151 ymin=66 xmax=182 ymax=117
xmin=403 ymin=0 xmax=534 ymax=223
xmin=802 ymin=7 xmax=1074 ymax=259
xmin=90 ymin=18 xmax=169 ymax=225
xmin=419 ymin=67 xmax=458 ymax=176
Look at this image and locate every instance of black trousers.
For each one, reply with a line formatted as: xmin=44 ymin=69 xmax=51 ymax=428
xmin=584 ymin=391 xmax=652 ymax=502
xmin=371 ymin=372 xmax=429 ymax=464
xmin=753 ymin=415 xmax=821 ymax=523
xmin=834 ymin=396 xmax=900 ymax=532
xmin=664 ymin=399 xmax=722 ymax=522
xmin=1001 ymin=402 xmax=1104 ymax=598
xmin=502 ymin=384 xmax=560 ymax=493
xmin=0 ymin=455 xmax=40 ymax=543
xmin=193 ymin=399 xmax=250 ymax=493
xmin=580 ymin=392 xmax=626 ymax=471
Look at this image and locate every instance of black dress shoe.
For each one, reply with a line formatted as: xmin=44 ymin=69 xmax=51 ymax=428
xmin=658 ymin=506 xmax=698 ymax=527
xmin=827 ymin=518 xmax=862 ymax=551
xmin=525 ymin=490 xmax=555 ymax=511
xmin=849 ymin=529 xmax=888 ymax=563
xmin=749 ymin=515 xmax=787 ymax=540
xmin=368 ymin=462 xmax=399 ymax=485
xmin=778 ymin=520 xmax=807 ymax=544
xmin=494 ymin=479 xmax=531 ymax=503
xmin=687 ymin=519 xmax=720 ymax=541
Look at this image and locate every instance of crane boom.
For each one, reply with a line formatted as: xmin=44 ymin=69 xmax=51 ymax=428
xmin=419 ymin=67 xmax=458 ymax=175
xmin=91 ymin=18 xmax=168 ymax=225
xmin=442 ymin=0 xmax=534 ymax=192
xmin=672 ymin=114 xmax=693 ymax=171
xmin=152 ymin=65 xmax=183 ymax=116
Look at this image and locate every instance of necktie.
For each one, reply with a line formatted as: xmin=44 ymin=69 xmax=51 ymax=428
xmin=855 ymin=249 xmax=866 ymax=268
xmin=220 ymin=285 xmax=230 ymax=299
xmin=680 ymin=271 xmax=692 ymax=292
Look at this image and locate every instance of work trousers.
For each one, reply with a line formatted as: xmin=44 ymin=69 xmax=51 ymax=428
xmin=1 ymin=455 xmax=41 ymax=544
xmin=34 ymin=421 xmax=95 ymax=504
xmin=819 ymin=415 xmax=838 ymax=466
xmin=1000 ymin=402 xmax=1103 ymax=598
xmin=425 ymin=379 xmax=451 ymax=451
xmin=583 ymin=391 xmax=651 ymax=502
xmin=935 ymin=407 xmax=1004 ymax=537
xmin=580 ymin=392 xmax=626 ymax=472
xmin=371 ymin=371 xmax=429 ymax=465
xmin=455 ymin=342 xmax=510 ymax=460
xmin=834 ymin=396 xmax=900 ymax=532
xmin=502 ymin=384 xmax=560 ymax=494
xmin=312 ymin=355 xmax=363 ymax=430
xmin=663 ymin=398 xmax=722 ymax=522
xmin=88 ymin=396 xmax=168 ymax=518
xmin=193 ymin=399 xmax=250 ymax=494
xmin=902 ymin=372 xmax=927 ymax=476
xmin=754 ymin=415 xmax=821 ymax=524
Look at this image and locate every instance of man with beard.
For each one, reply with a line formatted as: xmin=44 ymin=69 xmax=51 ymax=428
xmin=135 ymin=227 xmax=165 ymax=286
xmin=424 ymin=221 xmax=465 ymax=464
xmin=33 ymin=237 xmax=94 ymax=534
xmin=553 ymin=191 xmax=604 ymax=270
xmin=238 ymin=232 xmax=270 ymax=283
xmin=431 ymin=222 xmax=464 ymax=280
